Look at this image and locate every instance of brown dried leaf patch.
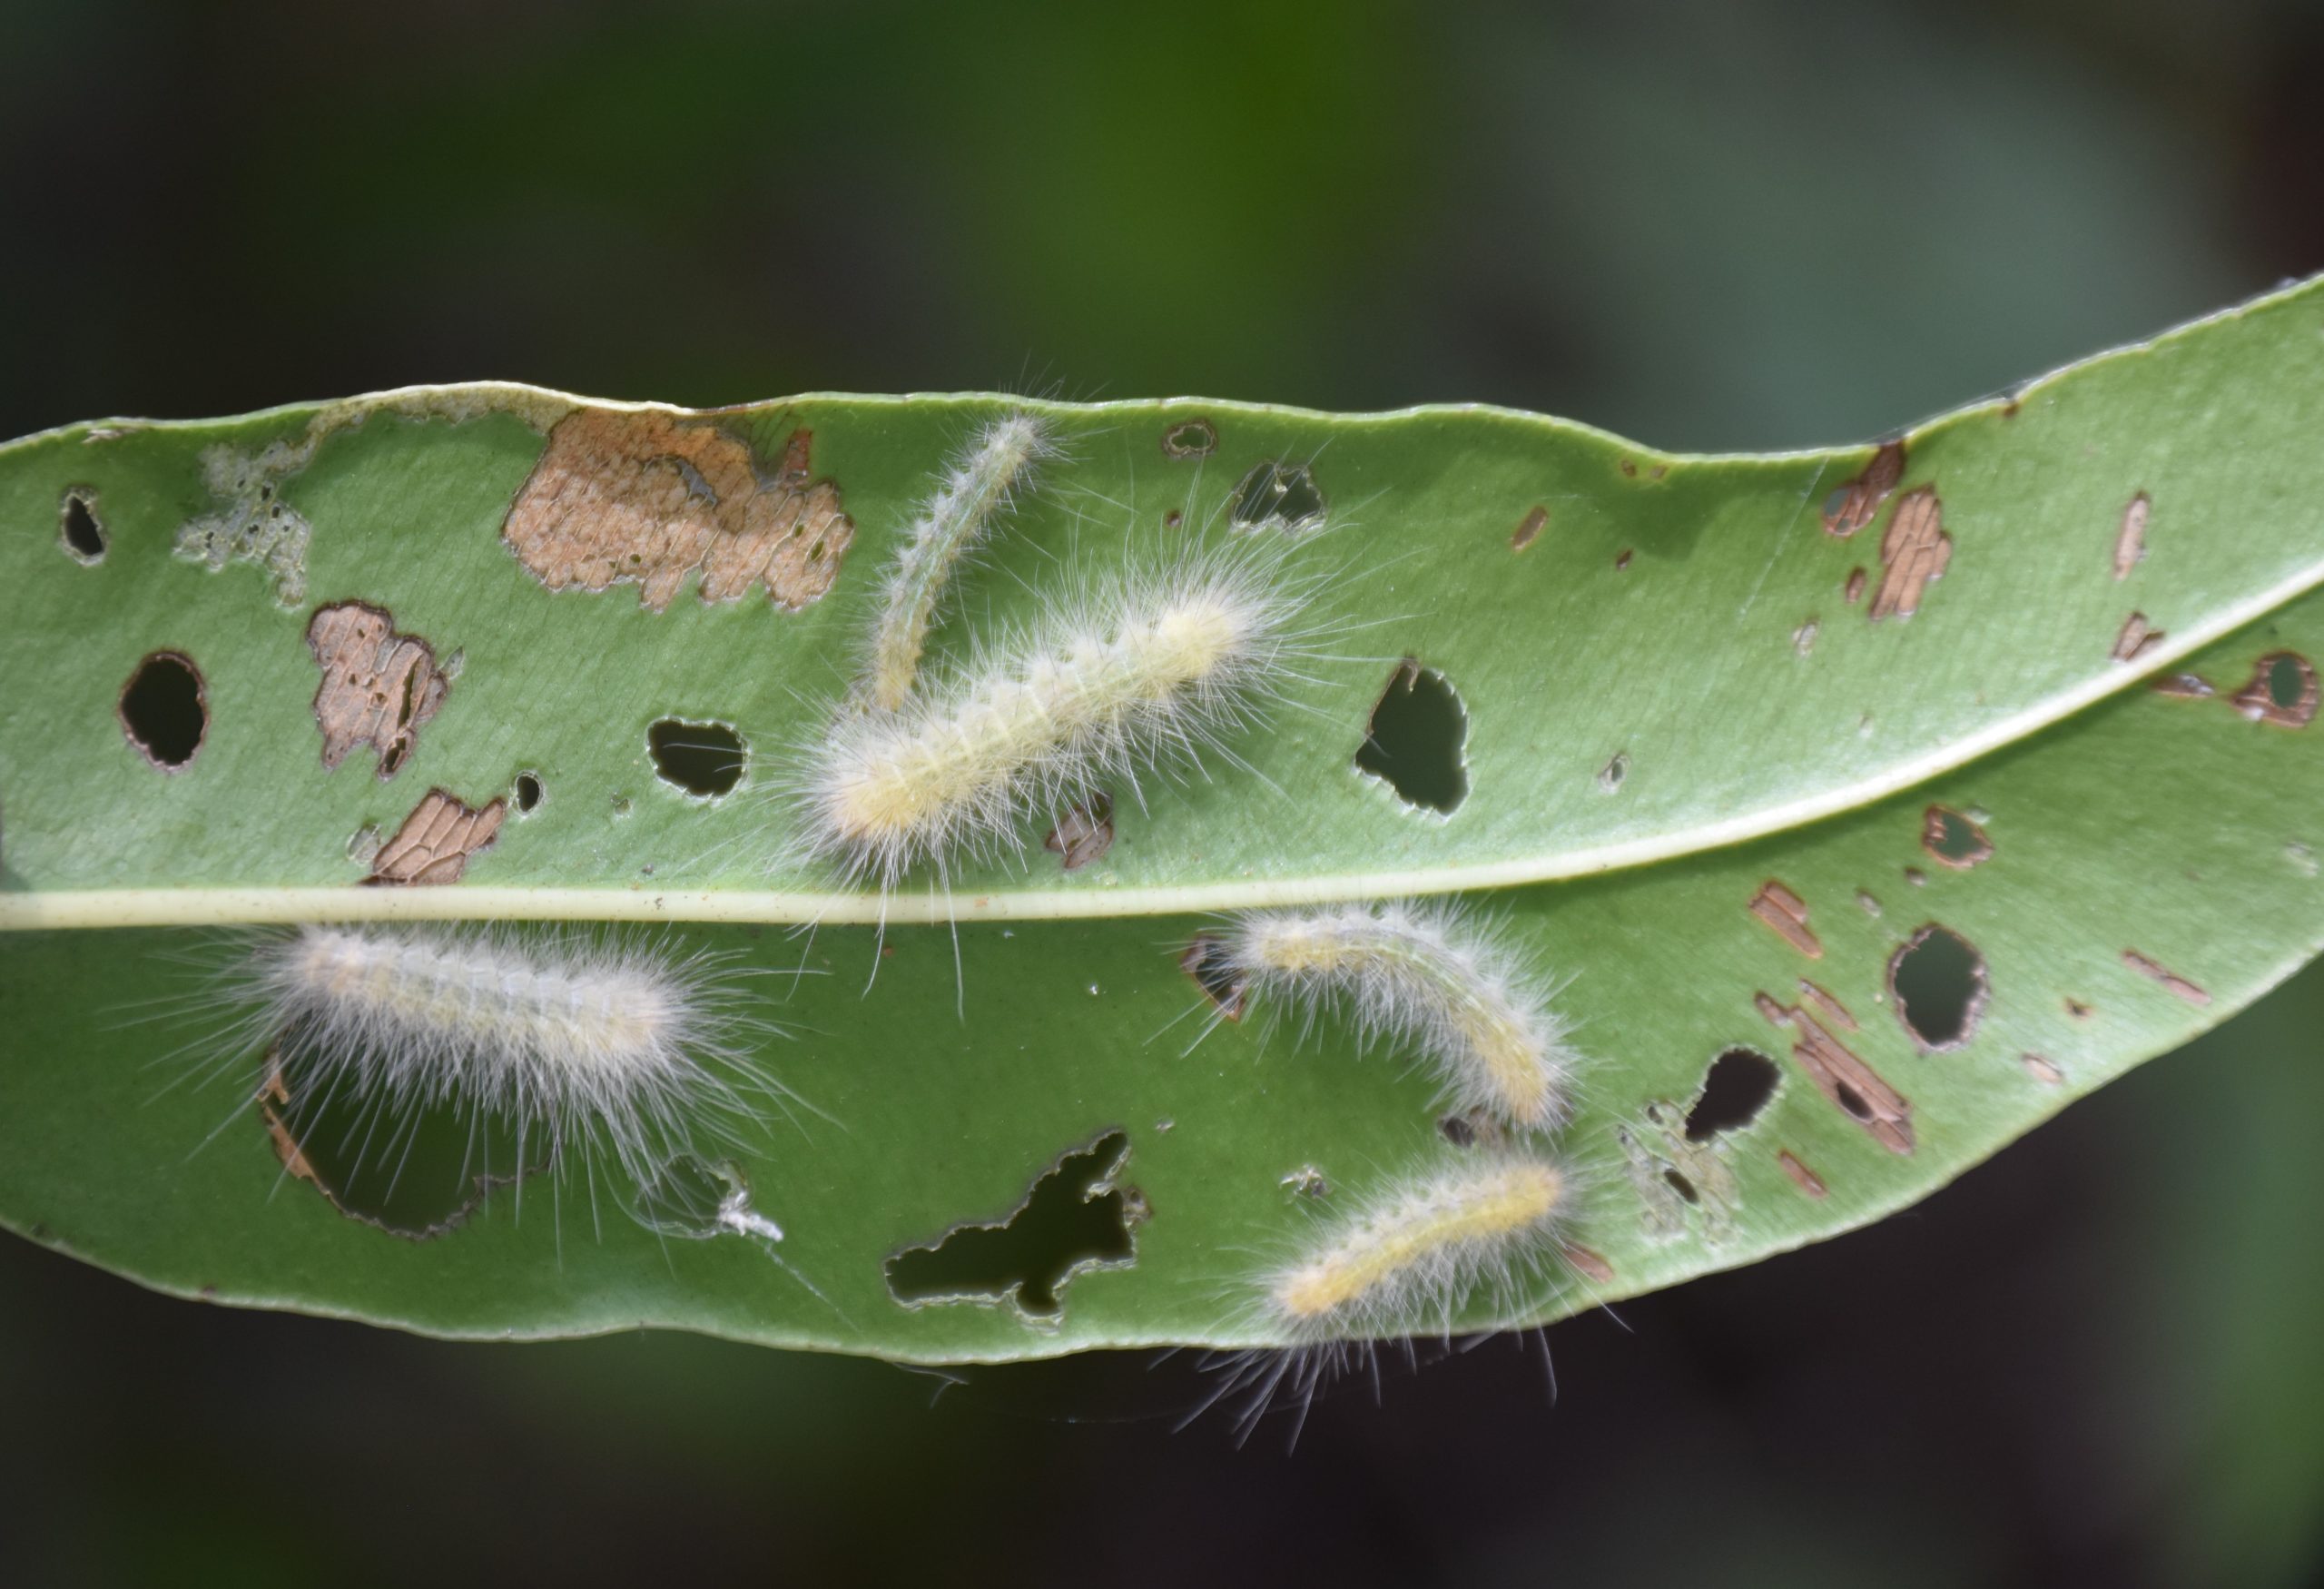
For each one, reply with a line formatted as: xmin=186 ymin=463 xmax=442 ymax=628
xmin=504 ymin=410 xmax=853 ymax=612
xmin=305 ymin=602 xmax=448 ymax=779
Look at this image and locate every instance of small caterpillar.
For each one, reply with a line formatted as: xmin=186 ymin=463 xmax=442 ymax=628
xmin=1185 ymin=1150 xmax=1574 ymax=1443
xmin=795 ymin=542 xmax=1307 ymax=888
xmin=863 ymin=413 xmax=1055 ymax=713
xmin=1267 ymin=1152 xmax=1568 ymax=1336
xmin=1211 ymin=901 xmax=1576 ymax=1132
xmin=230 ymin=923 xmax=778 ymax=1193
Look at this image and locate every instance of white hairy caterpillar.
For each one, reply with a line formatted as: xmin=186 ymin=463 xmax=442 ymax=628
xmin=1186 ymin=1150 xmax=1574 ymax=1444
xmin=863 ymin=412 xmax=1056 ymax=712
xmin=220 ymin=923 xmax=782 ymax=1196
xmin=794 ymin=540 xmax=1314 ymax=888
xmin=1209 ymin=901 xmax=1577 ymax=1132
xmin=1270 ymin=1151 xmax=1568 ymax=1333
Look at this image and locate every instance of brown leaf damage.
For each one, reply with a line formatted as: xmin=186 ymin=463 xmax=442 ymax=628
xmin=305 ymin=602 xmax=448 ymax=779
xmin=366 ymin=789 xmax=505 ymax=885
xmin=2232 ymin=652 xmax=2319 ymax=728
xmin=2112 ymin=612 xmax=2165 ymax=664
xmin=2114 ymin=491 xmax=2150 ymax=579
xmin=1759 ymin=995 xmax=1914 ymax=1153
xmin=1868 ymin=486 xmax=1949 ymax=621
xmin=1748 ymin=880 xmax=1822 ymax=958
xmin=1777 ymin=1150 xmax=1828 ymax=1198
xmin=503 ymin=410 xmax=854 ymax=612
xmin=1044 ymin=792 xmax=1116 ymax=871
xmin=1823 ymin=440 xmax=1904 ymax=538
xmin=2122 ymin=949 xmax=2211 ymax=1006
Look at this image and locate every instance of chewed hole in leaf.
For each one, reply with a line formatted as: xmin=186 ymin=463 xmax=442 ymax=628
xmin=60 ymin=489 xmax=105 ymax=563
xmin=119 ymin=652 xmax=207 ymax=771
xmin=1227 ymin=459 xmax=1326 ymax=535
xmin=647 ymin=718 xmax=746 ymax=797
xmin=262 ymin=1051 xmax=536 ymax=1239
xmin=1354 ymin=660 xmax=1469 ymax=814
xmin=1160 ymin=419 xmax=1217 ymax=459
xmin=1889 ymin=924 xmax=1989 ymax=1051
xmin=1180 ymin=934 xmax=1248 ymax=1019
xmin=1684 ymin=1048 xmax=1782 ymax=1140
xmin=1921 ymin=805 xmax=1994 ymax=868
xmin=514 ymin=771 xmax=544 ymax=813
xmin=884 ymin=1130 xmax=1137 ymax=1318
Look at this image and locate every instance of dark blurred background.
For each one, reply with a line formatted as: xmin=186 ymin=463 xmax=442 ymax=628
xmin=5 ymin=1 xmax=2322 ymax=1584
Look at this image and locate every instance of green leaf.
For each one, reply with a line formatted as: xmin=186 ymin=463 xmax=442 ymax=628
xmin=2 ymin=279 xmax=2320 ymax=1367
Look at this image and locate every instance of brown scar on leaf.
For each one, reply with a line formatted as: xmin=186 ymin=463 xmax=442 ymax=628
xmin=2114 ymin=491 xmax=2151 ymax=579
xmin=1614 ymin=548 xmax=1633 ymax=571
xmin=2122 ymin=948 xmax=2211 ymax=1006
xmin=2232 ymin=652 xmax=2319 ymax=728
xmin=1844 ymin=567 xmax=1867 ymax=605
xmin=305 ymin=602 xmax=448 ymax=779
xmin=1758 ymin=996 xmax=1913 ymax=1153
xmin=1868 ymin=486 xmax=1949 ymax=621
xmin=1797 ymin=978 xmax=1858 ymax=1031
xmin=1777 ymin=1150 xmax=1828 ymax=1198
xmin=2151 ymin=672 xmax=2214 ymax=699
xmin=1748 ymin=880 xmax=1822 ymax=958
xmin=1562 ymin=1244 xmax=1615 ymax=1283
xmin=2112 ymin=612 xmax=2165 ymax=664
xmin=1822 ymin=439 xmax=1905 ymax=538
xmin=366 ymin=789 xmax=505 ymax=885
xmin=1792 ymin=618 xmax=1818 ymax=656
xmin=2065 ymin=997 xmax=2093 ymax=1020
xmin=258 ymin=1063 xmax=326 ymax=1194
xmin=1512 ymin=505 xmax=1547 ymax=551
xmin=1044 ymin=791 xmax=1116 ymax=872
xmin=2022 ymin=1053 xmax=2065 ymax=1085
xmin=503 ymin=410 xmax=854 ymax=612
xmin=1921 ymin=804 xmax=1994 ymax=869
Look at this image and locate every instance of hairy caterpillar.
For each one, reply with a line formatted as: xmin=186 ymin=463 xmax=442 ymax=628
xmin=1210 ymin=901 xmax=1577 ymax=1132
xmin=222 ymin=923 xmax=782 ymax=1196
xmin=1268 ymin=1152 xmax=1569 ymax=1335
xmin=794 ymin=541 xmax=1311 ymax=888
xmin=1185 ymin=1150 xmax=1575 ymax=1444
xmin=863 ymin=412 xmax=1055 ymax=713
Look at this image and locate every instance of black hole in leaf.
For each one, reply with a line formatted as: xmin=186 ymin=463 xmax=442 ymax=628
xmin=1923 ymin=806 xmax=1992 ymax=866
xmin=885 ymin=1131 xmax=1136 ymax=1317
xmin=1355 ymin=661 xmax=1469 ymax=814
xmin=119 ymin=652 xmax=207 ymax=770
xmin=1889 ymin=923 xmax=1989 ymax=1051
xmin=1834 ymin=1083 xmax=1872 ymax=1120
xmin=1179 ymin=934 xmax=1248 ymax=1019
xmin=1684 ymin=1047 xmax=1781 ymax=1140
xmin=647 ymin=719 xmax=745 ymax=796
xmin=514 ymin=772 xmax=543 ymax=813
xmin=2270 ymin=654 xmax=2309 ymax=711
xmin=60 ymin=490 xmax=105 ymax=562
xmin=1440 ymin=1114 xmax=1477 ymax=1148
xmin=1662 ymin=1169 xmax=1699 ymax=1204
xmin=379 ymin=742 xmax=408 ymax=778
xmin=1227 ymin=459 xmax=1325 ymax=534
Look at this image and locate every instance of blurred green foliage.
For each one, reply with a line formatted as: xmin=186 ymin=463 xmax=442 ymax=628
xmin=2 ymin=0 xmax=2320 ymax=1584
